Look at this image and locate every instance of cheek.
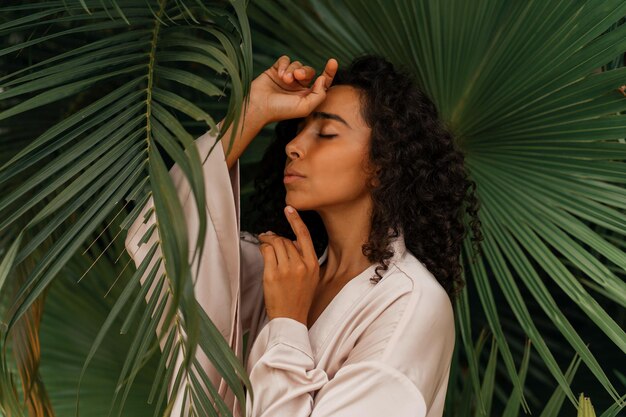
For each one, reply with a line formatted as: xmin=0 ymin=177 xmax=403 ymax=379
xmin=285 ymin=146 xmax=371 ymax=206
xmin=310 ymin=162 xmax=370 ymax=200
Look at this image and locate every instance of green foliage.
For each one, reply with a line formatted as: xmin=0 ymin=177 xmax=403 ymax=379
xmin=0 ymin=0 xmax=625 ymax=416
xmin=248 ymin=0 xmax=626 ymax=414
xmin=0 ymin=0 xmax=252 ymax=415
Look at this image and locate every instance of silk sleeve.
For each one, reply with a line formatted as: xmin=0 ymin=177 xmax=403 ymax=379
xmin=123 ymin=128 xmax=248 ymax=415
xmin=244 ymin=272 xmax=455 ymax=417
xmin=244 ymin=296 xmax=430 ymax=417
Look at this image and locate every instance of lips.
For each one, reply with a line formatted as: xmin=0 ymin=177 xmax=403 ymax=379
xmin=284 ymin=167 xmax=306 ymax=177
xmin=284 ymin=167 xmax=306 ymax=184
xmin=283 ymin=175 xmax=304 ymax=184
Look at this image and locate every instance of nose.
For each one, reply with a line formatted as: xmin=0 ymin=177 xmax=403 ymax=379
xmin=285 ymin=131 xmax=305 ymax=161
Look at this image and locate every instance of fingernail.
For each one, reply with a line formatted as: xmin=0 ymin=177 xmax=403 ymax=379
xmin=266 ymin=230 xmax=275 ymax=235
xmin=286 ymin=205 xmax=295 ymax=214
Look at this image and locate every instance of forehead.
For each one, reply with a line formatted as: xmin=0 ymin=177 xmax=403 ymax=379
xmin=307 ymin=85 xmax=366 ymax=128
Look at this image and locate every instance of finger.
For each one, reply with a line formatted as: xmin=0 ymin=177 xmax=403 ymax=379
xmin=313 ymin=75 xmax=327 ymax=93
xmin=283 ymin=206 xmax=317 ymax=264
xmin=293 ymin=65 xmax=316 ymax=86
xmin=302 ymin=75 xmax=328 ymax=107
xmin=271 ymin=55 xmax=288 ymax=71
xmin=297 ymin=75 xmax=327 ymax=111
xmin=293 ymin=240 xmax=302 ymax=254
xmin=258 ymin=242 xmax=277 ymax=274
xmin=283 ymin=239 xmax=302 ymax=262
xmin=321 ymin=58 xmax=339 ymax=90
xmin=272 ymin=55 xmax=291 ymax=77
xmin=282 ymin=60 xmax=303 ymax=84
xmin=258 ymin=235 xmax=290 ymax=266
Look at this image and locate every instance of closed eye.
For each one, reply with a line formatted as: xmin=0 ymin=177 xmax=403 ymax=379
xmin=318 ymin=134 xmax=337 ymax=138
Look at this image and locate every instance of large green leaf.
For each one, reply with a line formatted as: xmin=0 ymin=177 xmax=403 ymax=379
xmin=248 ymin=0 xmax=626 ymax=413
xmin=0 ymin=0 xmax=252 ymax=415
xmin=41 ymin=237 xmax=164 ymax=417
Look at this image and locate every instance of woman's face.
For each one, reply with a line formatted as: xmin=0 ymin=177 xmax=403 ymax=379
xmin=283 ymin=85 xmax=374 ymax=211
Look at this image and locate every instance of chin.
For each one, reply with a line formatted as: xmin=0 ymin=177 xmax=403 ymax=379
xmin=285 ymin=195 xmax=315 ymax=212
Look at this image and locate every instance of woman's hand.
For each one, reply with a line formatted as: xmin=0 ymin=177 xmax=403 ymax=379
xmin=251 ymin=55 xmax=339 ymax=124
xmin=257 ymin=205 xmax=321 ymax=326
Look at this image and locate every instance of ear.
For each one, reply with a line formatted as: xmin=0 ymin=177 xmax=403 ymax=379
xmin=370 ymin=177 xmax=381 ymax=188
xmin=368 ymin=166 xmax=382 ymax=188
xmin=362 ymin=156 xmax=382 ymax=189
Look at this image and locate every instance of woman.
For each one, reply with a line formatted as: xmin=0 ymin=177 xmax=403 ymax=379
xmin=125 ymin=54 xmax=482 ymax=417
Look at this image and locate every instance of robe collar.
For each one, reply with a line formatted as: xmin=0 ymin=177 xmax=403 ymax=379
xmin=309 ymin=231 xmax=407 ymax=355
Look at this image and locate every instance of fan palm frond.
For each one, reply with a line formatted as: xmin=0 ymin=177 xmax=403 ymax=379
xmin=248 ymin=0 xmax=626 ymax=414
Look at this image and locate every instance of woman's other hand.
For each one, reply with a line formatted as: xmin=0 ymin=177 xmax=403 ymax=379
xmin=257 ymin=205 xmax=321 ymax=326
xmin=251 ymin=55 xmax=339 ymax=124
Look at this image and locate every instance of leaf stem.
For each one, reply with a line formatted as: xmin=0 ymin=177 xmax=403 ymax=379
xmin=146 ymin=0 xmax=167 ymax=139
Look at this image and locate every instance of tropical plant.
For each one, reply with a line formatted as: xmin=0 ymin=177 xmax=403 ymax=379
xmin=1 ymin=0 xmax=626 ymax=416
xmin=246 ymin=0 xmax=626 ymax=414
xmin=446 ymin=329 xmax=626 ymax=417
xmin=0 ymin=0 xmax=253 ymax=415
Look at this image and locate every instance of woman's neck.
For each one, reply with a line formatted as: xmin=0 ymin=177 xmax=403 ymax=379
xmin=316 ymin=197 xmax=373 ymax=285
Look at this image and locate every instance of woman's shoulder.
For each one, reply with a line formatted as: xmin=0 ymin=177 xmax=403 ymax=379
xmin=369 ymin=253 xmax=455 ymax=408
xmin=346 ymin=253 xmax=455 ymax=409
xmin=378 ymin=252 xmax=455 ymax=359
xmin=363 ymin=250 xmax=453 ymax=326
xmin=392 ymin=250 xmax=453 ymax=312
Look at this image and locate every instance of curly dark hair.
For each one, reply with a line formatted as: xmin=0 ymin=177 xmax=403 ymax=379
xmin=243 ymin=54 xmax=483 ymax=301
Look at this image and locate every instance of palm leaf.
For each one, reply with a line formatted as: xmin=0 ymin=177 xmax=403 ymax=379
xmin=0 ymin=0 xmax=252 ymax=415
xmin=40 ymin=235 xmax=165 ymax=417
xmin=248 ymin=0 xmax=626 ymax=413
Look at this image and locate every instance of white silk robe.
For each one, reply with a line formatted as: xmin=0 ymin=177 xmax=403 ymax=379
xmin=124 ymin=129 xmax=456 ymax=417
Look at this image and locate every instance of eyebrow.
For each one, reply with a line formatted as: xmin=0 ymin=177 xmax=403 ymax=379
xmin=309 ymin=111 xmax=352 ymax=129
